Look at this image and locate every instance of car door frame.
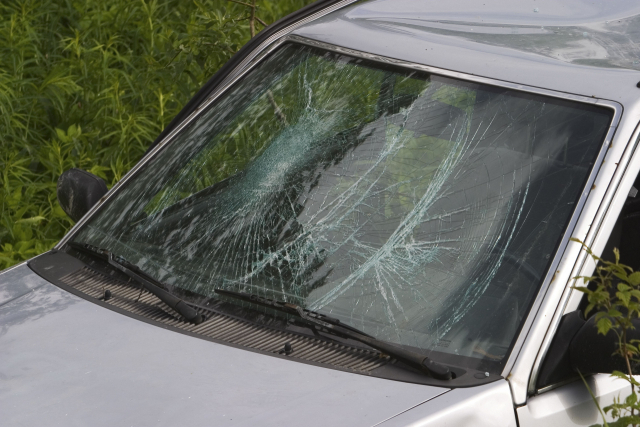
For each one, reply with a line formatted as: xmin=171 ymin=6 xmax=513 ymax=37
xmin=516 ymin=119 xmax=640 ymax=413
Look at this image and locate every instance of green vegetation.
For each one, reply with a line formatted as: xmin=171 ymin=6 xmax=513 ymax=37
xmin=0 ymin=0 xmax=314 ymax=269
xmin=573 ymin=239 xmax=640 ymax=427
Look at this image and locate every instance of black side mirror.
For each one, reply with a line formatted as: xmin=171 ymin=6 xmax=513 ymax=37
xmin=570 ymin=314 xmax=639 ymax=375
xmin=57 ymin=168 xmax=108 ymax=222
xmin=537 ymin=310 xmax=639 ymax=390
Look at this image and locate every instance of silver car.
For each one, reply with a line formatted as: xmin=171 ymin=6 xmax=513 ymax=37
xmin=3 ymin=0 xmax=640 ymax=425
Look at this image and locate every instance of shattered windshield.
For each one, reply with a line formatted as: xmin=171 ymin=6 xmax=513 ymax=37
xmin=73 ymin=42 xmax=612 ymax=371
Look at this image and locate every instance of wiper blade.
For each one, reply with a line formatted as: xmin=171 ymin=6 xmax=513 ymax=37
xmin=219 ymin=289 xmax=374 ymax=337
xmin=215 ymin=289 xmax=452 ymax=380
xmin=69 ymin=242 xmax=205 ymax=325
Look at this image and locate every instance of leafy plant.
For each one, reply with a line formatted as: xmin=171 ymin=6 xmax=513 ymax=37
xmin=0 ymin=0 xmax=314 ymax=270
xmin=572 ymin=238 xmax=640 ymax=427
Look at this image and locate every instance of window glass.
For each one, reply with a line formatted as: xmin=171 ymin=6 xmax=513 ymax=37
xmin=74 ymin=43 xmax=613 ymax=372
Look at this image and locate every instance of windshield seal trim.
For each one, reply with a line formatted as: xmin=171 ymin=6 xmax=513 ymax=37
xmin=55 ymin=34 xmax=622 ymax=380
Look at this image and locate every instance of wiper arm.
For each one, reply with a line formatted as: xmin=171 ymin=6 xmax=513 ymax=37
xmin=215 ymin=289 xmax=452 ymax=380
xmin=69 ymin=242 xmax=205 ymax=325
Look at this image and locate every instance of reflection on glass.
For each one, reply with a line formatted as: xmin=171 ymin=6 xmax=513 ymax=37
xmin=74 ymin=43 xmax=612 ymax=370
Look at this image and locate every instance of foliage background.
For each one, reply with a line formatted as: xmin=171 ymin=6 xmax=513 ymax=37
xmin=0 ymin=0 xmax=314 ymax=269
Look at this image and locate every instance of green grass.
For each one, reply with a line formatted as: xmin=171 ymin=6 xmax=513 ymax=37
xmin=0 ymin=0 xmax=314 ymax=269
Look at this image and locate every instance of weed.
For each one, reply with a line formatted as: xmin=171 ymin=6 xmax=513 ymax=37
xmin=573 ymin=238 xmax=640 ymax=427
xmin=0 ymin=0 xmax=313 ymax=269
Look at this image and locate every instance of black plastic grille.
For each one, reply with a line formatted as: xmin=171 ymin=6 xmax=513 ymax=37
xmin=60 ymin=267 xmax=389 ymax=373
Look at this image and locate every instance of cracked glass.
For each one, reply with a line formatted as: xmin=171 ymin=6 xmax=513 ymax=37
xmin=73 ymin=43 xmax=613 ymax=371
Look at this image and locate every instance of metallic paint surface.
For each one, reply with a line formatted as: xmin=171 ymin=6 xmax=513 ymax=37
xmin=292 ymin=0 xmax=640 ymax=104
xmin=328 ymin=0 xmax=640 ymax=71
xmin=376 ymin=380 xmax=517 ymax=427
xmin=0 ymin=264 xmax=449 ymax=427
xmin=0 ymin=262 xmax=46 ymax=307
xmin=345 ymin=0 xmax=640 ymax=27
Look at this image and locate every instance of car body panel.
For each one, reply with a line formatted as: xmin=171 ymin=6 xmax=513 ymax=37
xmin=292 ymin=0 xmax=640 ymax=105
xmin=377 ymin=380 xmax=517 ymax=427
xmin=0 ymin=264 xmax=449 ymax=427
xmin=0 ymin=262 xmax=47 ymax=307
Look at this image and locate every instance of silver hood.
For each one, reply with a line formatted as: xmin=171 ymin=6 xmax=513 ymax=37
xmin=0 ymin=264 xmax=448 ymax=427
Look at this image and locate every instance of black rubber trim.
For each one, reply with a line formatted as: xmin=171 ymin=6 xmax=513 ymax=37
xmin=27 ymin=251 xmax=381 ymax=378
xmin=536 ymin=310 xmax=585 ymax=389
xmin=28 ymin=249 xmax=502 ymax=387
xmin=145 ymin=0 xmax=349 ymax=156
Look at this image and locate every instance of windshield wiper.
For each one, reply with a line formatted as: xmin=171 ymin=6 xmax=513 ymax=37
xmin=214 ymin=289 xmax=452 ymax=380
xmin=69 ymin=242 xmax=205 ymax=325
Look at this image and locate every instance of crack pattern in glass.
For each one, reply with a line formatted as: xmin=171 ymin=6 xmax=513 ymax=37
xmin=74 ymin=43 xmax=612 ymax=370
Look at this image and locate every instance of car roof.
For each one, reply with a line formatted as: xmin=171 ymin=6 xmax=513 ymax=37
xmin=292 ymin=0 xmax=640 ymax=107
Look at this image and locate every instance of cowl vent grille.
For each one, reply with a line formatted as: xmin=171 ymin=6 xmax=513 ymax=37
xmin=60 ymin=267 xmax=388 ymax=373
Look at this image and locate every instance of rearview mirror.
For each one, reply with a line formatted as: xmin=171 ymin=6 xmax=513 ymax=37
xmin=537 ymin=310 xmax=640 ymax=389
xmin=57 ymin=168 xmax=108 ymax=222
xmin=570 ymin=314 xmax=640 ymax=375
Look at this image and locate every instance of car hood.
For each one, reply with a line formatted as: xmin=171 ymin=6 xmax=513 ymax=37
xmin=0 ymin=264 xmax=449 ymax=427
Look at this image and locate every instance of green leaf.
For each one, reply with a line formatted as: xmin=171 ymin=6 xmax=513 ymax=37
xmin=625 ymin=392 xmax=638 ymax=406
xmin=618 ymin=283 xmax=631 ymax=292
xmin=597 ymin=317 xmax=613 ymax=335
xmin=14 ymin=216 xmax=46 ymax=225
xmin=611 ymin=370 xmax=629 ymax=379
xmin=628 ymin=272 xmax=640 ymax=286
xmin=67 ymin=124 xmax=79 ymax=138
xmin=608 ymin=309 xmax=623 ymax=318
xmin=89 ymin=165 xmax=110 ymax=181
xmin=616 ymin=291 xmax=631 ymax=306
xmin=55 ymin=128 xmax=69 ymax=143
